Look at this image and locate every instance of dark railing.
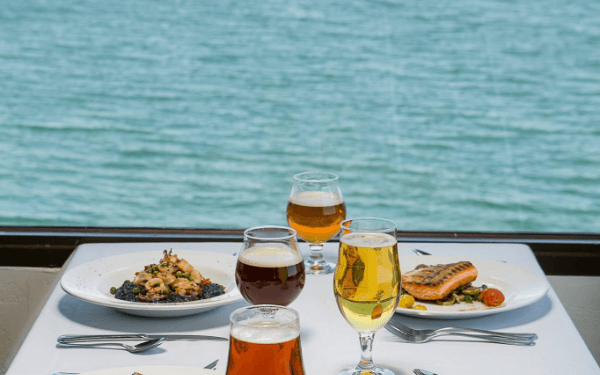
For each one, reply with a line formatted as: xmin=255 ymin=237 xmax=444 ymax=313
xmin=1 ymin=226 xmax=599 ymax=276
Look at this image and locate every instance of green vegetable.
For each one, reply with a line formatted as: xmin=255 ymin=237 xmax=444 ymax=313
xmin=133 ymin=288 xmax=141 ymax=294
xmin=462 ymin=286 xmax=481 ymax=296
xmin=436 ymin=294 xmax=456 ymax=305
xmin=110 ymin=287 xmax=117 ymax=294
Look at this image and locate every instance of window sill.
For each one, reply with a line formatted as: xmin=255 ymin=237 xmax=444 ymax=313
xmin=1 ymin=226 xmax=599 ymax=275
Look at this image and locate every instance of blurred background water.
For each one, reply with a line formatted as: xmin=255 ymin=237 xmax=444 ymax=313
xmin=1 ymin=0 xmax=599 ymax=232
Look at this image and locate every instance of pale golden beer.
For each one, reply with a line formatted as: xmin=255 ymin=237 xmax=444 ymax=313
xmin=334 ymin=232 xmax=400 ymax=331
xmin=334 ymin=218 xmax=399 ymax=375
xmin=225 ymin=305 xmax=306 ymax=375
xmin=287 ymin=191 xmax=347 ymax=244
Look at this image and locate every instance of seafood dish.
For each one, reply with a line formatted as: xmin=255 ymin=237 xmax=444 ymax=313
xmin=402 ymin=261 xmax=478 ymax=301
xmin=400 ymin=261 xmax=505 ymax=309
xmin=111 ymin=250 xmax=225 ymax=303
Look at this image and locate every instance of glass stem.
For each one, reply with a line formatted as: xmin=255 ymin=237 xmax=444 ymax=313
xmin=357 ymin=332 xmax=375 ymax=370
xmin=309 ymin=243 xmax=324 ymax=261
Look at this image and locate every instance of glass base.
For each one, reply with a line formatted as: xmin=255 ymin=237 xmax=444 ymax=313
xmin=304 ymin=257 xmax=335 ymax=275
xmin=337 ymin=365 xmax=396 ymax=375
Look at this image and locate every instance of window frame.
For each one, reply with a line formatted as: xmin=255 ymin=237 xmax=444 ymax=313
xmin=1 ymin=226 xmax=599 ymax=275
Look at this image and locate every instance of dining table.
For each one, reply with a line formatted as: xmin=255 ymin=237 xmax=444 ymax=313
xmin=3 ymin=241 xmax=599 ymax=375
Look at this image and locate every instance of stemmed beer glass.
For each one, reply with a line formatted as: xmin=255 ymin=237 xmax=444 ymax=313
xmin=287 ymin=172 xmax=346 ymax=274
xmin=334 ymin=218 xmax=401 ymax=375
xmin=235 ymin=226 xmax=306 ymax=306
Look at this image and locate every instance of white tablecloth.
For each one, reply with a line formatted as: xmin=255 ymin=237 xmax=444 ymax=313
xmin=5 ymin=242 xmax=600 ymax=375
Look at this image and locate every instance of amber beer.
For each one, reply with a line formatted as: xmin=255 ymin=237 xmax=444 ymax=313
xmin=235 ymin=245 xmax=305 ymax=306
xmin=286 ymin=191 xmax=346 ymax=243
xmin=226 ymin=305 xmax=306 ymax=375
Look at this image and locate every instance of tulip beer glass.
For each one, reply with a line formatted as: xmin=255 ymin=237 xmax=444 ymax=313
xmin=334 ymin=218 xmax=400 ymax=375
xmin=236 ymin=226 xmax=306 ymax=306
xmin=287 ymin=172 xmax=346 ymax=274
xmin=225 ymin=305 xmax=306 ymax=375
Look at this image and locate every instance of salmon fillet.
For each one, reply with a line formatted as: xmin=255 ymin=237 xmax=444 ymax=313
xmin=402 ymin=261 xmax=478 ymax=300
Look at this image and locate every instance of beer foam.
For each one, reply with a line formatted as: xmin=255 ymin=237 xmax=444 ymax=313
xmin=231 ymin=320 xmax=300 ymax=344
xmin=290 ymin=191 xmax=343 ymax=206
xmin=341 ymin=232 xmax=397 ymax=248
xmin=239 ymin=244 xmax=303 ymax=267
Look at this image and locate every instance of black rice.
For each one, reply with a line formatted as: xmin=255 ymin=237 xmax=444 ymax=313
xmin=114 ymin=281 xmax=225 ymax=303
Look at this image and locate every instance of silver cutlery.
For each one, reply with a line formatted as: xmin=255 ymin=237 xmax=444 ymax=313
xmin=56 ymin=337 xmax=166 ymax=353
xmin=51 ymin=359 xmax=219 ymax=375
xmin=413 ymin=248 xmax=432 ymax=256
xmin=386 ymin=320 xmax=536 ymax=345
xmin=386 ymin=323 xmax=534 ymax=345
xmin=412 ymin=248 xmax=508 ymax=263
xmin=58 ymin=333 xmax=227 ymax=343
xmin=204 ymin=359 xmax=219 ymax=370
xmin=414 ymin=369 xmax=438 ymax=375
xmin=388 ymin=317 xmax=537 ymax=340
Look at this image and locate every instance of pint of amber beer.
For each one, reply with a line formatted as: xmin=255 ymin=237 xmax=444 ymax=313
xmin=225 ymin=305 xmax=306 ymax=375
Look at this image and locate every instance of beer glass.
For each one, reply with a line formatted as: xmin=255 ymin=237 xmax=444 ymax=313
xmin=334 ymin=218 xmax=400 ymax=375
xmin=287 ymin=172 xmax=346 ymax=274
xmin=225 ymin=305 xmax=306 ymax=375
xmin=236 ymin=226 xmax=306 ymax=306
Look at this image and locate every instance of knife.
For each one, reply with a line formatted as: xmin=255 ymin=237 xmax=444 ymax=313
xmin=51 ymin=359 xmax=219 ymax=375
xmin=414 ymin=369 xmax=438 ymax=375
xmin=57 ymin=334 xmax=228 ymax=343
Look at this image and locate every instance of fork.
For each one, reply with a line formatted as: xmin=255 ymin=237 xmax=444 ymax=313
xmin=385 ymin=320 xmax=536 ymax=345
xmin=388 ymin=317 xmax=537 ymax=340
xmin=385 ymin=323 xmax=535 ymax=345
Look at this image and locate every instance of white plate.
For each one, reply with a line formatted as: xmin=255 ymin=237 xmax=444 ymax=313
xmin=61 ymin=249 xmax=243 ymax=317
xmin=79 ymin=366 xmax=224 ymax=375
xmin=396 ymin=256 xmax=550 ymax=319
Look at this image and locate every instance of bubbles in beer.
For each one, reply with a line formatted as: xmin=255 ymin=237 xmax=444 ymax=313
xmin=231 ymin=317 xmax=300 ymax=344
xmin=341 ymin=232 xmax=397 ymax=248
xmin=289 ymin=191 xmax=344 ymax=207
xmin=238 ymin=243 xmax=304 ymax=267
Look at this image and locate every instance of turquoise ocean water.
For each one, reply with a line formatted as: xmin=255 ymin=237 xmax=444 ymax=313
xmin=1 ymin=0 xmax=599 ymax=232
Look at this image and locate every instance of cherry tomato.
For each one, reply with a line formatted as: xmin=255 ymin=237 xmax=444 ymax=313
xmin=480 ymin=288 xmax=505 ymax=307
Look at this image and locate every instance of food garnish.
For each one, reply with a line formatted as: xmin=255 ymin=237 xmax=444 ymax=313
xmin=480 ymin=288 xmax=505 ymax=307
xmin=398 ymin=294 xmax=415 ymax=309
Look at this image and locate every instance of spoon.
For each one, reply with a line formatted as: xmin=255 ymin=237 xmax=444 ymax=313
xmin=56 ymin=337 xmax=166 ymax=353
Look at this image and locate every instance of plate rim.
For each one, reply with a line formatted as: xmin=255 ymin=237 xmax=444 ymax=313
xmin=60 ymin=249 xmax=243 ymax=314
xmin=395 ymin=255 xmax=550 ymax=319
